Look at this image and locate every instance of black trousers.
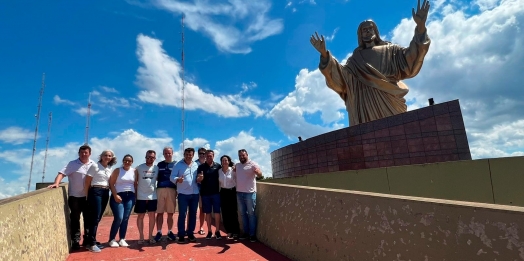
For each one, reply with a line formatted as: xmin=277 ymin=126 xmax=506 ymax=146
xmin=220 ymin=187 xmax=240 ymax=234
xmin=68 ymin=196 xmax=90 ymax=243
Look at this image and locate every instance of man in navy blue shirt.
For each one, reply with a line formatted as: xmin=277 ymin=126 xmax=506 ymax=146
xmin=197 ymin=150 xmax=222 ymax=239
xmin=153 ymin=147 xmax=177 ymax=242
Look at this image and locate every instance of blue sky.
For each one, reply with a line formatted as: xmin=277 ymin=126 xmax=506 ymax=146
xmin=1 ymin=0 xmax=523 ymax=198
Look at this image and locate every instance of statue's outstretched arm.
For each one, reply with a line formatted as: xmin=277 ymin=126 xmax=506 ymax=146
xmin=412 ymin=0 xmax=430 ymax=34
xmin=310 ymin=32 xmax=328 ymax=58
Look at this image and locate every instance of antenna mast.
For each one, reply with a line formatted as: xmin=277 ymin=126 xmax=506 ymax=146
xmin=84 ymin=93 xmax=91 ymax=145
xmin=42 ymin=112 xmax=52 ymax=183
xmin=28 ymin=73 xmax=45 ymax=192
xmin=181 ymin=15 xmax=186 ymax=151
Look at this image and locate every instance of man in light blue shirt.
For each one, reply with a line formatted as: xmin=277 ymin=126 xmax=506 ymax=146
xmin=170 ymin=147 xmax=201 ymax=243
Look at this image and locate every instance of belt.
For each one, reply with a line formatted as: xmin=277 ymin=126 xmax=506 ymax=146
xmin=221 ymin=187 xmax=236 ymax=190
xmin=91 ymin=185 xmax=109 ymax=189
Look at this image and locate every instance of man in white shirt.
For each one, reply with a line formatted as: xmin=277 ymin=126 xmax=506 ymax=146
xmin=235 ymin=149 xmax=262 ymax=242
xmin=134 ymin=150 xmax=159 ymax=244
xmin=48 ymin=145 xmax=96 ymax=250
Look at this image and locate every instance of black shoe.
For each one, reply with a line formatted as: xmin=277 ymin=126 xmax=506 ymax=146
xmin=215 ymin=231 xmax=222 ymax=240
xmin=249 ymin=236 xmax=257 ymax=242
xmin=177 ymin=236 xmax=186 ymax=244
xmin=205 ymin=232 xmax=213 ymax=240
xmin=95 ymin=242 xmax=104 ymax=249
xmin=154 ymin=232 xmax=163 ymax=242
xmin=232 ymin=234 xmax=239 ymax=240
xmin=238 ymin=234 xmax=248 ymax=240
xmin=188 ymin=234 xmax=196 ymax=242
xmin=167 ymin=231 xmax=177 ymax=241
xmin=72 ymin=241 xmax=81 ymax=250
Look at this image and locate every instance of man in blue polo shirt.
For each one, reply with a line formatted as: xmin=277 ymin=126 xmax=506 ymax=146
xmin=153 ymin=147 xmax=177 ymax=242
xmin=170 ymin=147 xmax=200 ymax=243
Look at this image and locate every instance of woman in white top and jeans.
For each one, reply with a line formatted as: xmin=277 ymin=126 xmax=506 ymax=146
xmin=108 ymin=154 xmax=136 ymax=247
xmin=218 ymin=155 xmax=240 ymax=239
xmin=83 ymin=150 xmax=117 ymax=252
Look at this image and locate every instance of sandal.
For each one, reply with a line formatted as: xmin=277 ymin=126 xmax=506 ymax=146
xmin=198 ymin=228 xmax=205 ymax=235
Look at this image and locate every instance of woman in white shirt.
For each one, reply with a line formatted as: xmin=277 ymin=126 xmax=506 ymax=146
xmin=83 ymin=150 xmax=117 ymax=253
xmin=218 ymin=155 xmax=240 ymax=239
xmin=108 ymin=154 xmax=136 ymax=248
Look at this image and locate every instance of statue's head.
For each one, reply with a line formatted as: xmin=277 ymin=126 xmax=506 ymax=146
xmin=356 ymin=20 xmax=388 ymax=49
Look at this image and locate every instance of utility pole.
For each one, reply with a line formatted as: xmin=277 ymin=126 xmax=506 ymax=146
xmin=84 ymin=93 xmax=91 ymax=145
xmin=181 ymin=15 xmax=186 ymax=151
xmin=28 ymin=73 xmax=45 ymax=192
xmin=42 ymin=112 xmax=52 ymax=183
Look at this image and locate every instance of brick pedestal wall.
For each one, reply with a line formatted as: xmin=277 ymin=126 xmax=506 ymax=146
xmin=270 ymin=100 xmax=472 ymax=179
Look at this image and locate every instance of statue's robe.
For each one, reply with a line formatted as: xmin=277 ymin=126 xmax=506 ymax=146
xmin=319 ymin=29 xmax=431 ymax=126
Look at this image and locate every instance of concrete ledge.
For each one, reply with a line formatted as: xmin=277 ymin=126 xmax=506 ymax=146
xmin=257 ymin=182 xmax=524 ymax=261
xmin=262 ymin=156 xmax=524 ymax=207
xmin=0 ymin=184 xmax=70 ymax=261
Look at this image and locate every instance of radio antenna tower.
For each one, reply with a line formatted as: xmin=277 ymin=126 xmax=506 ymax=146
xmin=181 ymin=15 xmax=186 ymax=151
xmin=28 ymin=73 xmax=45 ymax=192
xmin=84 ymin=93 xmax=91 ymax=145
xmin=42 ymin=112 xmax=52 ymax=183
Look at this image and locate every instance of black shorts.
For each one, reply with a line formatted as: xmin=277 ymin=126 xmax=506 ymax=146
xmin=134 ymin=199 xmax=158 ymax=213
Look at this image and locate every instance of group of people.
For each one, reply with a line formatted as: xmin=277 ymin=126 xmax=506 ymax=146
xmin=48 ymin=145 xmax=263 ymax=253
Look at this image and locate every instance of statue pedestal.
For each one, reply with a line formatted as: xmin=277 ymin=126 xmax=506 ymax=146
xmin=270 ymin=100 xmax=471 ymax=179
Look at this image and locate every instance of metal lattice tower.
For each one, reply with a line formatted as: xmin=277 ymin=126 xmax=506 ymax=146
xmin=181 ymin=15 xmax=186 ymax=151
xmin=42 ymin=112 xmax=52 ymax=183
xmin=28 ymin=73 xmax=45 ymax=192
xmin=84 ymin=93 xmax=91 ymax=145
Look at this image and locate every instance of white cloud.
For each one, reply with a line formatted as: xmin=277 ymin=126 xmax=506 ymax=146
xmin=324 ymin=27 xmax=339 ymax=42
xmin=269 ymin=68 xmax=346 ymax=139
xmin=0 ymin=127 xmax=34 ymax=145
xmin=74 ymin=107 xmax=100 ymax=116
xmin=135 ymin=34 xmax=266 ymax=118
xmin=214 ymin=130 xmax=274 ymax=177
xmin=100 ymin=86 xmax=119 ymax=93
xmin=469 ymin=120 xmax=524 ymax=158
xmin=0 ymin=177 xmax=27 ymax=199
xmin=474 ymin=0 xmax=501 ymax=11
xmin=53 ymin=95 xmax=75 ymax=105
xmin=151 ymin=0 xmax=283 ymax=54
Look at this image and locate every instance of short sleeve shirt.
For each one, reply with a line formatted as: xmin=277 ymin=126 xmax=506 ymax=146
xmin=235 ymin=160 xmax=260 ymax=193
xmin=60 ymin=158 xmax=96 ymax=197
xmin=135 ymin=163 xmax=159 ymax=200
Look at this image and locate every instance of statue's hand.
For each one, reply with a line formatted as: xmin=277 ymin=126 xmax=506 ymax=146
xmin=310 ymin=32 xmax=327 ymax=58
xmin=412 ymin=0 xmax=430 ymax=33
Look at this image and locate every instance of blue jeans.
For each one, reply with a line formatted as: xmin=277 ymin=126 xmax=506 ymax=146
xmin=237 ymin=192 xmax=257 ymax=236
xmin=177 ymin=193 xmax=199 ymax=237
xmin=109 ymin=191 xmax=135 ymax=240
xmin=86 ymin=187 xmax=109 ymax=246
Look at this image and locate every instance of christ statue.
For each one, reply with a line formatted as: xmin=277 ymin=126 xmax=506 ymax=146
xmin=310 ymin=0 xmax=431 ymax=126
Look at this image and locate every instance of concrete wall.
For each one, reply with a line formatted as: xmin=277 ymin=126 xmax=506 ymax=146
xmin=263 ymin=156 xmax=524 ymax=207
xmin=0 ymin=185 xmax=70 ymax=261
xmin=257 ymin=182 xmax=524 ymax=261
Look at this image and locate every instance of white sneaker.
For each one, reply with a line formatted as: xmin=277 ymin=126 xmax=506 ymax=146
xmin=119 ymin=239 xmax=129 ymax=247
xmin=89 ymin=245 xmax=101 ymax=253
xmin=109 ymin=239 xmax=119 ymax=248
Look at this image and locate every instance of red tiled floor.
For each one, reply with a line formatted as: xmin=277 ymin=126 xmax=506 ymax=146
xmin=67 ymin=214 xmax=290 ymax=261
